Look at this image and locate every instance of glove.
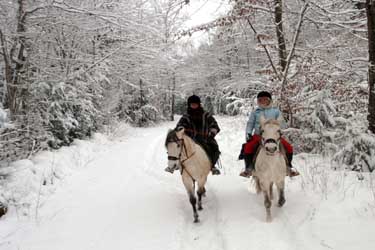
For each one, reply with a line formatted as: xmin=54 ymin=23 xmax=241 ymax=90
xmin=246 ymin=133 xmax=252 ymax=142
xmin=208 ymin=128 xmax=218 ymax=138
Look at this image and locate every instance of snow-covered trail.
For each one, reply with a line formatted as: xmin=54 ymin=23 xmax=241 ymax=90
xmin=2 ymin=124 xmax=186 ymax=250
xmin=1 ymin=117 xmax=375 ymax=250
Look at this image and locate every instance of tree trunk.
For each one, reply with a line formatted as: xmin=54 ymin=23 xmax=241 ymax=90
xmin=170 ymin=71 xmax=176 ymax=121
xmin=367 ymin=0 xmax=375 ymax=133
xmin=139 ymin=78 xmax=145 ymax=106
xmin=1 ymin=0 xmax=27 ymax=116
xmin=275 ymin=0 xmax=287 ymax=71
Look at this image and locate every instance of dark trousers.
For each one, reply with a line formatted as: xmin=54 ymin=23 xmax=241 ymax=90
xmin=196 ymin=137 xmax=220 ymax=166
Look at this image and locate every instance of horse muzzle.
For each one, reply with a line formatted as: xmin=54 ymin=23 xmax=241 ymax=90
xmin=265 ymin=146 xmax=277 ymax=154
xmin=265 ymin=142 xmax=278 ymax=154
xmin=264 ymin=138 xmax=279 ymax=154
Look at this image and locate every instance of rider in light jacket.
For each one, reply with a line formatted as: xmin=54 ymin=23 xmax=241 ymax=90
xmin=240 ymin=91 xmax=299 ymax=178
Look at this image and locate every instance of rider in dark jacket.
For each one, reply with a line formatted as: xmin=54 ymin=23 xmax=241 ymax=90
xmin=165 ymin=94 xmax=221 ymax=175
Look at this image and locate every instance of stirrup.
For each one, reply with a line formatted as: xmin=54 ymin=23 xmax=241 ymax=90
xmin=239 ymin=169 xmax=252 ymax=178
xmin=211 ymin=167 xmax=221 ymax=175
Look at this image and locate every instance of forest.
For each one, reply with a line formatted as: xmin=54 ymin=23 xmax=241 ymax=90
xmin=1 ymin=0 xmax=375 ymax=213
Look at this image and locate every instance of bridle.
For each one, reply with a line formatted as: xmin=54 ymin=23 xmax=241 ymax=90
xmin=260 ymin=128 xmax=282 ymax=155
xmin=166 ymin=135 xmax=197 ymax=180
xmin=167 ymin=137 xmax=183 ymax=162
xmin=166 ymin=136 xmax=192 ymax=164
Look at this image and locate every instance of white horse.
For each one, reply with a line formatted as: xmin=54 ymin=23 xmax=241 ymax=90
xmin=253 ymin=116 xmax=287 ymax=222
xmin=165 ymin=128 xmax=211 ymax=223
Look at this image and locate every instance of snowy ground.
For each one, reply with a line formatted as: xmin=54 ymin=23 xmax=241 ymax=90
xmin=1 ymin=116 xmax=375 ymax=250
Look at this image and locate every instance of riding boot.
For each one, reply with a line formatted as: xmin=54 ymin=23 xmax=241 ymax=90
xmin=238 ymin=143 xmax=246 ymax=160
xmin=240 ymin=154 xmax=254 ymax=178
xmin=211 ymin=150 xmax=221 ymax=175
xmin=286 ymin=153 xmax=300 ymax=177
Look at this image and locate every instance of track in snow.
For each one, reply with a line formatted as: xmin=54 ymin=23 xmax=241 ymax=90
xmin=1 ymin=118 xmax=374 ymax=250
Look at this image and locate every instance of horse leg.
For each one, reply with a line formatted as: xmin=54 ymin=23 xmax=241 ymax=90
xmin=269 ymin=182 xmax=274 ymax=200
xmin=201 ymin=186 xmax=206 ymax=197
xmin=189 ymin=191 xmax=199 ymax=223
xmin=197 ymin=177 xmax=207 ymax=210
xmin=197 ymin=187 xmax=205 ymax=210
xmin=254 ymin=177 xmax=261 ymax=194
xmin=263 ymin=191 xmax=272 ymax=222
xmin=183 ymin=176 xmax=199 ymax=223
xmin=276 ymin=181 xmax=286 ymax=207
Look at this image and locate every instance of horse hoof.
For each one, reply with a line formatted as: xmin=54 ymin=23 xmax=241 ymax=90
xmin=194 ymin=218 xmax=200 ymax=223
xmin=278 ymin=199 xmax=286 ymax=207
xmin=198 ymin=206 xmax=203 ymax=211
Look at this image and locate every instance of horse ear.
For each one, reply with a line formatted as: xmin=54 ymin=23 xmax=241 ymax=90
xmin=176 ymin=127 xmax=185 ymax=137
xmin=260 ymin=115 xmax=266 ymax=127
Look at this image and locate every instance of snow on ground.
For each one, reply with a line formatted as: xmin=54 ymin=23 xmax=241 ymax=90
xmin=1 ymin=116 xmax=375 ymax=250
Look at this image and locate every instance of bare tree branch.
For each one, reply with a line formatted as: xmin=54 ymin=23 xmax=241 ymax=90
xmin=246 ymin=18 xmax=281 ymax=81
xmin=280 ymin=2 xmax=309 ymax=101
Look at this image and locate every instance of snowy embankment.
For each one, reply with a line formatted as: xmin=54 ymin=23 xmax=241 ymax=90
xmin=1 ymin=116 xmax=375 ymax=250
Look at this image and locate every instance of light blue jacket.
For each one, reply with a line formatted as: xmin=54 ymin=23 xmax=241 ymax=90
xmin=246 ymin=106 xmax=285 ymax=137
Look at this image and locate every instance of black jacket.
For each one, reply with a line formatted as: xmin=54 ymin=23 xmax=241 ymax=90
xmin=176 ymin=110 xmax=220 ymax=142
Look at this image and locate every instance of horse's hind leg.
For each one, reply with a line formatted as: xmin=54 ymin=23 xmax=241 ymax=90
xmin=276 ymin=181 xmax=286 ymax=207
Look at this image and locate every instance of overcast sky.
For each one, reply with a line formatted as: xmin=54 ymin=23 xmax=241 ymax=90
xmin=184 ymin=0 xmax=231 ymax=28
xmin=178 ymin=0 xmax=231 ymax=49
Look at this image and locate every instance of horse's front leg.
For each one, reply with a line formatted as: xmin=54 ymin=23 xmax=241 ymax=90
xmin=254 ymin=177 xmax=262 ymax=194
xmin=263 ymin=191 xmax=272 ymax=222
xmin=188 ymin=191 xmax=199 ymax=223
xmin=197 ymin=186 xmax=206 ymax=210
xmin=269 ymin=183 xmax=274 ymax=200
xmin=277 ymin=185 xmax=286 ymax=207
xmin=183 ymin=176 xmax=199 ymax=223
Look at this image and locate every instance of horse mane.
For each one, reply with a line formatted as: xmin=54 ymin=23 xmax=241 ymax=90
xmin=263 ymin=119 xmax=280 ymax=127
xmin=165 ymin=129 xmax=177 ymax=147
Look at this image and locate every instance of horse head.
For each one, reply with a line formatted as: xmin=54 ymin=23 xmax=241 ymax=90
xmin=165 ymin=128 xmax=185 ymax=170
xmin=259 ymin=115 xmax=283 ymax=155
